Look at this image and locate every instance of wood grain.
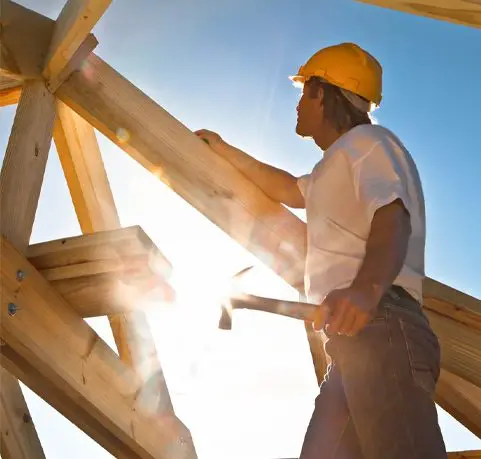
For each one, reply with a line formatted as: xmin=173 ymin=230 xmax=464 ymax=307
xmin=25 ymin=227 xmax=175 ymax=317
xmin=0 ymin=80 xmax=56 ymax=253
xmin=0 ymin=78 xmax=55 ymax=459
xmin=43 ymin=0 xmax=110 ymax=82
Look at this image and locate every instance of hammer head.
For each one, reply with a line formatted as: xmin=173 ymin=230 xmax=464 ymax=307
xmin=217 ymin=265 xmax=254 ymax=331
xmin=218 ymin=303 xmax=233 ymax=330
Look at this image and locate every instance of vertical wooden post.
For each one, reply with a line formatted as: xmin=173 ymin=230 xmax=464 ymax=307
xmin=54 ymin=100 xmax=196 ymax=451
xmin=0 ymin=79 xmax=55 ymax=458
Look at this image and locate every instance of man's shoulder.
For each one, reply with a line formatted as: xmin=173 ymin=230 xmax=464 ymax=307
xmin=345 ymin=124 xmax=402 ymax=145
xmin=340 ymin=124 xmax=410 ymax=163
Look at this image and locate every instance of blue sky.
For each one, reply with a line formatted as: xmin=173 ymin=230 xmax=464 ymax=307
xmin=1 ymin=0 xmax=480 ymax=457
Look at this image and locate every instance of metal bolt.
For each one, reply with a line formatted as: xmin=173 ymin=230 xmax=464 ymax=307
xmin=7 ymin=303 xmax=19 ymax=316
xmin=16 ymin=270 xmax=26 ymax=281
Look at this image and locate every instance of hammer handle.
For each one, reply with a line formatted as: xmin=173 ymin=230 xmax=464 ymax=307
xmin=229 ymin=294 xmax=328 ymax=324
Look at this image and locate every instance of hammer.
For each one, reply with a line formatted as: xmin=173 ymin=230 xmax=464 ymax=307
xmin=218 ymin=294 xmax=328 ymax=330
xmin=218 ymin=265 xmax=328 ymax=330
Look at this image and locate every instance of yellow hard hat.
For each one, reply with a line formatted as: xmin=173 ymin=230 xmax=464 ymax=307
xmin=290 ymin=43 xmax=383 ymax=106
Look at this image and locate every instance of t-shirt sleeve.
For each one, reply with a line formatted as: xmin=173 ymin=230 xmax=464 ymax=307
xmin=297 ymin=174 xmax=310 ymax=198
xmin=349 ymin=139 xmax=411 ymax=222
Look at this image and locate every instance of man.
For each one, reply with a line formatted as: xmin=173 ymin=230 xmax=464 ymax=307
xmin=196 ymin=42 xmax=447 ymax=458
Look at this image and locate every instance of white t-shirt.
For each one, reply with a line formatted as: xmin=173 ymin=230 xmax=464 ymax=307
xmin=297 ymin=124 xmax=426 ymax=304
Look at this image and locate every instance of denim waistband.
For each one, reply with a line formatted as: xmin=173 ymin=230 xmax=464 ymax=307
xmin=380 ymin=285 xmax=423 ymax=317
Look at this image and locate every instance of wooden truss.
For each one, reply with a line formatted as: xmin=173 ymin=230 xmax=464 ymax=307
xmin=0 ymin=1 xmax=479 ymax=458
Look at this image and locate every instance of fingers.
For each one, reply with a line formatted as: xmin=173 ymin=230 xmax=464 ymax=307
xmin=313 ymin=305 xmax=328 ymax=331
xmin=349 ymin=310 xmax=371 ymax=336
xmin=194 ymin=129 xmax=221 ymax=148
xmin=326 ymin=300 xmax=347 ymax=335
xmin=338 ymin=307 xmax=357 ymax=336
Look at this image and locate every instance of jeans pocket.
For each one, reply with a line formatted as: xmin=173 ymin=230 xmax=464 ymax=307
xmin=398 ymin=316 xmax=441 ymax=395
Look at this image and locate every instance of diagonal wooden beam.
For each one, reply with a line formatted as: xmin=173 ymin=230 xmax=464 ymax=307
xmin=53 ymin=100 xmax=196 ymax=452
xmin=42 ymin=0 xmax=111 ymax=85
xmin=0 ymin=236 xmax=196 ymax=459
xmin=53 ymin=100 xmax=121 ymax=234
xmin=0 ymin=79 xmax=56 ymax=459
xmin=356 ymin=0 xmax=481 ymax=29
xmin=55 ymin=52 xmax=481 ymax=431
xmin=54 ymin=52 xmax=323 ymax=384
xmin=0 ymin=369 xmax=46 ymax=459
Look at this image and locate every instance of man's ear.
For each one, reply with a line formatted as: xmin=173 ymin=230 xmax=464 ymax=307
xmin=317 ymin=86 xmax=324 ymax=104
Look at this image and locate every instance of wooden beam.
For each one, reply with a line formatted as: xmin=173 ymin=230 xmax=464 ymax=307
xmin=1 ymin=350 xmax=141 ymax=459
xmin=0 ymin=236 xmax=196 ymax=459
xmin=0 ymin=1 xmax=55 ymax=78
xmin=0 ymin=75 xmax=22 ymax=91
xmin=0 ymin=79 xmax=56 ymax=459
xmin=424 ymin=277 xmax=481 ymax=320
xmin=53 ymin=100 xmax=196 ymax=450
xmin=25 ymin=226 xmax=175 ymax=317
xmin=0 ymin=80 xmax=56 ymax=253
xmin=53 ymin=100 xmax=121 ymax=233
xmin=436 ymin=370 xmax=481 ymax=439
xmin=426 ymin=309 xmax=481 ymax=389
xmin=356 ymin=0 xmax=481 ymax=29
xmin=55 ymin=53 xmax=308 ymax=284
xmin=46 ymin=33 xmax=98 ymax=93
xmin=42 ymin=0 xmax=110 ymax=84
xmin=0 ymin=369 xmax=46 ymax=459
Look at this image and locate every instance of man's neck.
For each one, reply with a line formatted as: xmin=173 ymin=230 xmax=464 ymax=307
xmin=313 ymin=124 xmax=345 ymax=151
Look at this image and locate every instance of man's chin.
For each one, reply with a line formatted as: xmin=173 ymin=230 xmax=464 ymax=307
xmin=296 ymin=124 xmax=310 ymax=138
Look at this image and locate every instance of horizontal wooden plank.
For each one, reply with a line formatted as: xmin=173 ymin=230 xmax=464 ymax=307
xmin=356 ymin=0 xmax=481 ymax=29
xmin=0 ymin=236 xmax=196 ymax=459
xmin=27 ymin=226 xmax=169 ymax=272
xmin=26 ymin=226 xmax=175 ymax=317
xmin=0 ymin=76 xmax=22 ymax=91
xmin=0 ymin=86 xmax=21 ymax=107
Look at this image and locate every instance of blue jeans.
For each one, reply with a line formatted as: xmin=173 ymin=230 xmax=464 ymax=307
xmin=299 ymin=286 xmax=447 ymax=459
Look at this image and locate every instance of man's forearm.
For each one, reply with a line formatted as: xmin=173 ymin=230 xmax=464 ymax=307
xmin=216 ymin=142 xmax=304 ymax=208
xmin=351 ymin=199 xmax=412 ymax=304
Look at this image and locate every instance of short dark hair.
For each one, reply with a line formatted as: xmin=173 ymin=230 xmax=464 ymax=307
xmin=306 ymin=77 xmax=372 ymax=133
